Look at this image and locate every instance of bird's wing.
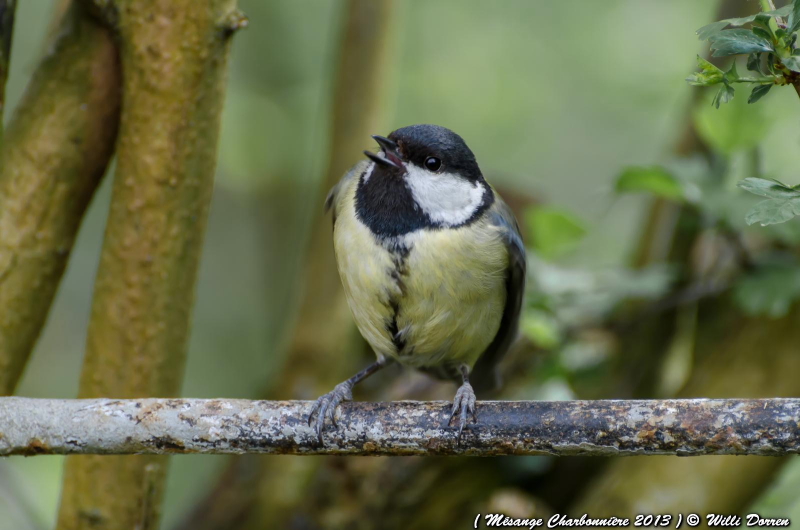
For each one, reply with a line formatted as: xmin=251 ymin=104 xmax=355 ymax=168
xmin=324 ymin=160 xmax=369 ymax=225
xmin=471 ymin=192 xmax=527 ymax=393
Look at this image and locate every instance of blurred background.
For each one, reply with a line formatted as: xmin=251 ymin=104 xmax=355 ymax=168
xmin=3 ymin=0 xmax=800 ymax=529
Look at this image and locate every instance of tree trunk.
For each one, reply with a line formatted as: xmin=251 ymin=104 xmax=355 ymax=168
xmin=0 ymin=3 xmax=120 ymax=395
xmin=0 ymin=0 xmax=17 ymax=136
xmin=55 ymin=2 xmax=243 ymax=529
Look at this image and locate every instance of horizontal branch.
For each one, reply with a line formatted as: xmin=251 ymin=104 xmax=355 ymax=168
xmin=0 ymin=398 xmax=797 ymax=457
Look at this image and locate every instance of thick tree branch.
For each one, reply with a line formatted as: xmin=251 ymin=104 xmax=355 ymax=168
xmin=1 ymin=398 xmax=797 ymax=457
xmin=0 ymin=0 xmax=16 ymax=133
xmin=56 ymin=1 xmax=243 ymax=529
xmin=0 ymin=4 xmax=120 ymax=395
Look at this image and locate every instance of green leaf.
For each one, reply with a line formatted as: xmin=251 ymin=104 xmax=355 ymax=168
xmin=734 ymin=264 xmax=800 ymax=317
xmin=744 ymin=198 xmax=800 ymax=226
xmin=790 ymin=0 xmax=800 ymax=34
xmin=747 ymin=83 xmax=773 ymax=103
xmin=725 ymin=58 xmax=740 ymax=81
xmin=782 ymin=55 xmax=800 ymax=72
xmin=712 ymin=83 xmax=735 ymax=108
xmin=751 ymin=26 xmax=773 ymax=42
xmin=753 ymin=13 xmax=774 ymax=29
xmin=738 ymin=177 xmax=800 ymax=199
xmin=747 ymin=52 xmax=764 ymax=73
xmin=697 ymin=20 xmax=733 ymax=41
xmin=525 ymin=207 xmax=586 ymax=260
xmin=615 ymin=166 xmax=684 ymax=200
xmin=709 ymin=29 xmax=774 ymax=56
xmin=686 ymin=55 xmax=725 ymax=86
xmin=767 ymin=52 xmax=778 ymax=74
xmin=696 ymin=6 xmax=792 ymax=40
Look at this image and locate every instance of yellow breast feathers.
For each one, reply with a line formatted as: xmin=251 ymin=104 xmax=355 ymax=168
xmin=332 ymin=173 xmax=508 ymax=370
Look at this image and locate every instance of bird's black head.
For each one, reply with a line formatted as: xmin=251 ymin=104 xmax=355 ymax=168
xmin=356 ymin=124 xmax=493 ymax=240
xmin=389 ymin=124 xmax=482 ymax=181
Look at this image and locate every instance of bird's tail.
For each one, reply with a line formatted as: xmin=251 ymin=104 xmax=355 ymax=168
xmin=470 ymin=365 xmax=503 ymax=397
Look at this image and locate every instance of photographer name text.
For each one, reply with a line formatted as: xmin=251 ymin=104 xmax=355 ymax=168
xmin=474 ymin=513 xmax=790 ymax=529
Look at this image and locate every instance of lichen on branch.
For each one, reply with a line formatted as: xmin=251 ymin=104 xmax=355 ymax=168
xmin=0 ymin=397 xmax=798 ymax=457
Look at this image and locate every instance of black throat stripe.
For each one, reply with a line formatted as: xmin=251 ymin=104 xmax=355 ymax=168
xmin=355 ymin=166 xmax=495 ymax=240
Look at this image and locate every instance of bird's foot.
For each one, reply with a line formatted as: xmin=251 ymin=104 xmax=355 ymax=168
xmin=448 ymin=381 xmax=478 ymax=441
xmin=307 ymin=381 xmax=353 ymax=445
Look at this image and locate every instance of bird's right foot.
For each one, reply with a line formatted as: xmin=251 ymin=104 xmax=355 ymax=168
xmin=307 ymin=381 xmax=353 ymax=445
xmin=448 ymin=380 xmax=478 ymax=441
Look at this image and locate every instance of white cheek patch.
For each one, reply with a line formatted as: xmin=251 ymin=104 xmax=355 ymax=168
xmin=404 ymin=164 xmax=485 ymax=227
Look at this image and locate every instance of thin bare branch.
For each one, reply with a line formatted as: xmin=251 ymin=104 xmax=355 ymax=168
xmin=1 ymin=398 xmax=797 ymax=457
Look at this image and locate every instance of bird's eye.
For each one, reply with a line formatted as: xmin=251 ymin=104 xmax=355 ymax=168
xmin=424 ymin=156 xmax=442 ymax=172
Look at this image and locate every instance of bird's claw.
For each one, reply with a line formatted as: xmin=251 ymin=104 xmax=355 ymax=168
xmin=448 ymin=381 xmax=477 ymax=441
xmin=307 ymin=381 xmax=353 ymax=445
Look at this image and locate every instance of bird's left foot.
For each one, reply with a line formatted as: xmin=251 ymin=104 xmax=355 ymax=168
xmin=448 ymin=381 xmax=478 ymax=440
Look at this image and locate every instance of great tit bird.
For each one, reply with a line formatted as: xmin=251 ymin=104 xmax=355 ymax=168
xmin=308 ymin=124 xmax=526 ymax=442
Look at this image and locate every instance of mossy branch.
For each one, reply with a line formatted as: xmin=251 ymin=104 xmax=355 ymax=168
xmin=1 ymin=397 xmax=798 ymax=456
xmin=55 ymin=1 xmax=244 ymax=529
xmin=0 ymin=0 xmax=17 ymax=134
xmin=0 ymin=4 xmax=120 ymax=395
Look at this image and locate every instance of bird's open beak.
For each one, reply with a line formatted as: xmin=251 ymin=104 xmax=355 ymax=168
xmin=364 ymin=135 xmax=404 ymax=170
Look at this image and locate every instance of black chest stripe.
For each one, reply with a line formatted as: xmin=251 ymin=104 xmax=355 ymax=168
xmin=383 ymin=243 xmax=410 ymax=354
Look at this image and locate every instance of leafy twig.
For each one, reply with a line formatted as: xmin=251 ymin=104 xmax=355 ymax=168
xmin=688 ymin=0 xmax=800 ymax=105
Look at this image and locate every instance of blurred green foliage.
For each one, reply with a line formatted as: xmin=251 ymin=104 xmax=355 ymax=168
xmin=525 ymin=207 xmax=586 ymax=260
xmin=734 ymin=257 xmax=800 ymax=316
xmin=615 ymin=166 xmax=685 ymax=200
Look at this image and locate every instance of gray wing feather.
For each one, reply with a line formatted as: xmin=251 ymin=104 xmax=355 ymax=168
xmin=471 ymin=194 xmax=527 ymax=393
